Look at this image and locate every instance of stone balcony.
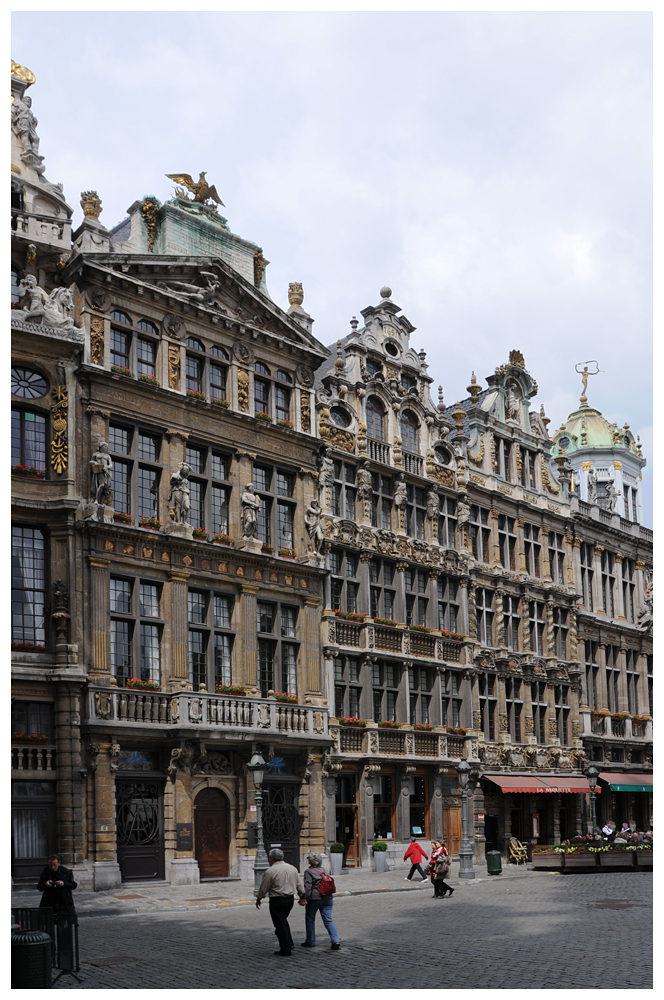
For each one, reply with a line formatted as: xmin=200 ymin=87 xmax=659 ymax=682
xmin=86 ymin=687 xmax=329 ymax=741
xmin=330 ymin=724 xmax=468 ymax=761
xmin=324 ymin=613 xmax=466 ymax=665
xmin=11 ymin=208 xmax=71 ymax=248
xmin=581 ymin=711 xmax=652 ymax=742
xmin=11 ymin=743 xmax=57 ymax=773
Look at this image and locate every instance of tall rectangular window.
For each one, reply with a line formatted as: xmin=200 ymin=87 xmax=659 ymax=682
xmin=108 ymin=421 xmax=162 ymax=519
xmin=405 ymin=485 xmax=426 ymax=540
xmin=331 ymin=461 xmax=356 ymax=519
xmin=140 ymin=623 xmax=160 ymax=683
xmin=531 ymin=681 xmax=547 ymax=744
xmin=580 ymin=542 xmax=594 ymax=610
xmin=521 ymin=448 xmax=536 ymax=490
xmin=12 ymin=409 xmax=47 ymax=472
xmin=505 ymin=678 xmax=522 ymax=742
xmin=475 ymin=588 xmax=494 ymax=646
xmin=529 ymin=601 xmax=545 ymax=656
xmin=554 ymin=685 xmax=570 ymax=745
xmin=184 ymin=586 xmax=233 ymax=692
xmin=605 ymin=645 xmax=620 ymax=713
xmin=437 ymin=576 xmax=459 ymax=632
xmin=524 ymin=524 xmax=541 ymax=577
xmin=437 ymin=497 xmax=457 ymax=548
xmin=136 ymin=338 xmax=156 ymax=378
xmin=601 ymin=551 xmax=615 ymax=617
xmin=503 ymin=595 xmax=520 ymax=650
xmin=256 ymin=601 xmax=299 ymax=697
xmin=111 ymin=619 xmax=133 ymax=684
xmin=622 ymin=559 xmax=635 ymax=623
xmin=548 ymin=532 xmax=565 ymax=584
xmin=498 ymin=515 xmax=517 ymax=570
xmin=210 ymin=363 xmax=227 ymax=402
xmin=493 ymin=437 xmax=512 ymax=481
xmin=333 ymin=657 xmax=361 ymax=718
xmin=552 ymin=607 xmax=568 ymax=659
xmin=11 ymin=526 xmax=46 ymax=645
xmin=470 ymin=506 xmax=491 ymax=563
xmin=372 ymin=662 xmax=399 ymax=722
xmin=408 ymin=666 xmax=431 ymax=724
xmin=111 ymin=459 xmax=131 ymax=514
xmin=369 ymin=559 xmax=395 ymax=620
xmin=441 ymin=670 xmax=463 ymax=727
xmin=478 ymin=673 xmax=497 ymax=741
xmin=110 ymin=329 xmax=130 ymax=368
xmin=584 ymin=640 xmax=598 ymax=710
xmin=405 ymin=568 xmax=428 ymax=627
xmin=626 ymin=649 xmax=639 ymax=715
xmin=186 ymin=355 xmax=203 ymax=394
xmin=138 ymin=467 xmax=159 ymax=519
xmin=370 ymin=474 xmax=392 ymax=530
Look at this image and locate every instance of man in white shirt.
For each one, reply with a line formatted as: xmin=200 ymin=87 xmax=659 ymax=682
xmin=256 ymin=848 xmax=305 ymax=956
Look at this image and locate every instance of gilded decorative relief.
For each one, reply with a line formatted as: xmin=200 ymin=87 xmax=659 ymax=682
xmin=168 ymin=344 xmax=180 ymax=390
xmin=50 ymin=385 xmax=68 ymax=474
xmin=90 ymin=315 xmax=104 ymax=365
xmin=237 ymin=368 xmax=249 ymax=411
xmin=300 ymin=391 xmax=311 ymax=433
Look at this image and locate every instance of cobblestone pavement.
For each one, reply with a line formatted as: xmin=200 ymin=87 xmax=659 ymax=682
xmin=46 ymin=871 xmax=650 ymax=990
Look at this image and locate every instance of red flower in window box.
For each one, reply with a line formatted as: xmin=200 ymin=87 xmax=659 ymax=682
xmin=139 ymin=517 xmax=162 ymax=531
xmin=186 ymin=389 xmax=207 ymax=402
xmin=410 ymin=624 xmax=431 ymax=633
xmin=215 ymin=683 xmax=247 ymax=695
xmin=12 ymin=732 xmax=49 ymax=743
xmin=193 ymin=527 xmax=210 ymax=541
xmin=113 ymin=511 xmax=133 ymax=524
xmin=255 ymin=411 xmax=273 ymax=423
xmin=11 ymin=464 xmax=46 ymax=479
xmin=213 ymin=533 xmax=233 ymax=546
xmin=337 ymin=717 xmax=366 ymax=727
xmin=12 ymin=641 xmax=46 ymax=652
xmin=591 ymin=708 xmax=610 ymax=717
xmin=212 ymin=398 xmax=230 ymax=408
xmin=374 ymin=617 xmax=398 ymax=627
xmin=273 ymin=692 xmax=298 ymax=703
xmin=138 ymin=374 xmax=160 ymax=387
xmin=125 ymin=677 xmax=160 ymax=691
xmin=445 ymin=726 xmax=467 ymax=736
xmin=261 ymin=544 xmax=275 ymax=554
xmin=611 ymin=712 xmax=631 ymax=721
xmin=334 ymin=610 xmax=365 ymax=622
xmin=439 ymin=629 xmax=466 ymax=642
xmin=278 ymin=547 xmax=296 ymax=559
xmin=277 ymin=419 xmax=294 ymax=429
xmin=632 ymin=714 xmax=651 ymax=723
xmin=378 ymin=720 xmax=401 ymax=729
xmin=111 ymin=365 xmax=135 ymax=379
xmin=412 ymin=723 xmax=434 ymax=731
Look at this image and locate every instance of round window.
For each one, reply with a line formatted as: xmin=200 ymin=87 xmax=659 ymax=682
xmin=434 ymin=446 xmax=451 ymax=466
xmin=11 ymin=367 xmax=49 ymax=399
xmin=330 ymin=407 xmax=351 ymax=429
xmin=384 ymin=342 xmax=399 ymax=357
xmin=558 ymin=436 xmax=570 ymax=451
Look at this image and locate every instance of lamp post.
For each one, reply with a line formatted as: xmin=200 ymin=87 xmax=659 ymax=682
xmin=586 ymin=765 xmax=599 ymax=838
xmin=456 ymin=759 xmax=475 ymax=880
xmin=248 ymin=750 xmax=269 ymax=897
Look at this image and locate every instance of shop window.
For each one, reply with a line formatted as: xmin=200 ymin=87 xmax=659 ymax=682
xmin=409 ymin=776 xmax=428 ymax=838
xmin=372 ymin=774 xmax=393 ymax=839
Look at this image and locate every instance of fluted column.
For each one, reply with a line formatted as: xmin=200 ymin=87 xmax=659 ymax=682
xmin=88 ymin=557 xmax=112 ymax=684
xmin=303 ymin=597 xmax=323 ymax=696
xmin=236 ymin=583 xmax=258 ymax=688
xmin=167 ymin=570 xmax=191 ymax=690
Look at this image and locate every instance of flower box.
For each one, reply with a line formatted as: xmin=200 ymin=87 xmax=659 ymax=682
xmin=410 ymin=625 xmax=431 ymax=633
xmin=439 ymin=629 xmax=466 ymax=642
xmin=138 ymin=374 xmax=160 ymax=387
xmin=374 ymin=617 xmax=398 ymax=627
xmin=611 ymin=712 xmax=631 ymax=721
xmin=635 ymin=850 xmax=653 ymax=867
xmin=12 ymin=641 xmax=46 ymax=653
xmin=632 ymin=714 xmax=651 ymax=723
xmin=278 ymin=548 xmax=296 ymax=559
xmin=212 ymin=398 xmax=230 ymax=408
xmin=598 ymin=852 xmax=636 ymax=869
xmin=139 ymin=517 xmax=162 ymax=531
xmin=335 ymin=611 xmax=365 ymax=622
xmin=378 ymin=720 xmax=401 ymax=729
xmin=273 ymin=692 xmax=297 ymax=704
xmin=277 ymin=419 xmax=294 ymax=429
xmin=215 ymin=684 xmax=247 ymax=695
xmin=193 ymin=528 xmax=210 ymax=541
xmin=187 ymin=389 xmax=207 ymax=402
xmin=213 ymin=534 xmax=233 ymax=546
xmin=125 ymin=678 xmax=160 ymax=691
xmin=337 ymin=717 xmax=366 ymax=728
xmin=531 ymin=853 xmax=563 ymax=869
xmin=445 ymin=726 xmax=467 ymax=736
xmin=12 ymin=732 xmax=49 ymax=743
xmin=590 ymin=709 xmax=610 ymax=717
xmin=261 ymin=544 xmax=275 ymax=554
xmin=563 ymin=853 xmax=597 ymax=870
xmin=11 ymin=464 xmax=46 ymax=479
xmin=112 ymin=365 xmax=135 ymax=379
xmin=256 ymin=412 xmax=273 ymax=423
xmin=413 ymin=723 xmax=434 ymax=731
xmin=113 ymin=512 xmax=133 ymax=524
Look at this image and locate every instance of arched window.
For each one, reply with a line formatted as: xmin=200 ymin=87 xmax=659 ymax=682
xmin=401 ymin=411 xmax=419 ymax=453
xmin=210 ymin=345 xmax=229 ymax=360
xmin=137 ymin=319 xmax=159 ymax=335
xmin=275 ymin=369 xmax=292 ymax=383
xmin=11 ymin=367 xmax=49 ymax=400
xmin=186 ymin=337 xmax=205 ymax=352
xmin=434 ymin=446 xmax=451 ymax=466
xmin=111 ymin=309 xmax=132 ymax=326
xmin=366 ymin=397 xmax=385 ymax=441
xmin=254 ymin=361 xmax=270 ymax=375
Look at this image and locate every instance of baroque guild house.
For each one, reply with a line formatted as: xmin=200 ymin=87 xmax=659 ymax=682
xmin=11 ymin=62 xmax=652 ymax=889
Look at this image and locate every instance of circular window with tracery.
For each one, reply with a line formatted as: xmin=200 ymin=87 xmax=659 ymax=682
xmin=11 ymin=367 xmax=49 ymax=399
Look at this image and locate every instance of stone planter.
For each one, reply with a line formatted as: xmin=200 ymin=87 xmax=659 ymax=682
xmin=563 ymin=853 xmax=597 ymax=870
xmin=373 ymin=851 xmax=387 ymax=874
xmin=532 ymin=853 xmax=563 ymax=870
xmin=598 ymin=852 xmax=634 ymax=869
xmin=635 ymin=851 xmax=653 ymax=868
xmin=329 ymin=853 xmax=343 ymax=876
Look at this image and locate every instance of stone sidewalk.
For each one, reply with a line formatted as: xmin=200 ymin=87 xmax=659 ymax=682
xmin=12 ymin=859 xmax=540 ymax=918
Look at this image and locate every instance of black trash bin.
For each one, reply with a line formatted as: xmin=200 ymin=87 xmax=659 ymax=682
xmin=486 ymin=850 xmax=503 ymax=876
xmin=11 ymin=928 xmax=52 ymax=989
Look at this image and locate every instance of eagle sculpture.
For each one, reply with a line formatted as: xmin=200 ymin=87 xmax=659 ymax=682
xmin=166 ymin=172 xmax=225 ymax=208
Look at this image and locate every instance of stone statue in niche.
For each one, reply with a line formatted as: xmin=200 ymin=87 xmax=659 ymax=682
xmin=586 ymin=468 xmax=598 ymax=504
xmin=240 ymin=483 xmax=261 ymax=538
xmin=90 ymin=440 xmax=113 ymax=505
xmin=505 ymin=384 xmax=521 ymax=422
xmin=426 ymin=487 xmax=439 ymax=521
xmin=393 ymin=472 xmax=408 ymax=509
xmin=637 ymin=583 xmax=653 ymax=633
xmin=168 ymin=463 xmax=192 ymax=523
xmin=317 ymin=446 xmax=334 ymax=504
xmin=304 ymin=499 xmax=323 ymax=554
xmin=604 ymin=477 xmax=618 ymax=513
xmin=11 ymin=93 xmax=41 ymax=157
xmin=357 ymin=459 xmax=372 ymax=502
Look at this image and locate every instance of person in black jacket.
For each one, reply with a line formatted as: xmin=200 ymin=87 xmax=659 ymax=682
xmin=38 ymin=854 xmax=77 ymax=915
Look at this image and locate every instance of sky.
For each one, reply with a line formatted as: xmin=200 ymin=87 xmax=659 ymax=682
xmin=12 ymin=11 xmax=653 ymax=524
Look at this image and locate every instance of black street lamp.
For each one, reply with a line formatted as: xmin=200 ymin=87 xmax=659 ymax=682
xmin=456 ymin=759 xmax=476 ymax=880
xmin=248 ymin=750 xmax=268 ymax=897
xmin=586 ymin=765 xmax=599 ymax=838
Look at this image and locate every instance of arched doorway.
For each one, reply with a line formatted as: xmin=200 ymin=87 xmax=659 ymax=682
xmin=194 ymin=787 xmax=230 ymax=878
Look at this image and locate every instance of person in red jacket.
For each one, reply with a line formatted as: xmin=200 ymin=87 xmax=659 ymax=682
xmin=403 ymin=836 xmax=429 ymax=882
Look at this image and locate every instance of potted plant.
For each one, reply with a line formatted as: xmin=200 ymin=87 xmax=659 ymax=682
xmin=334 ymin=611 xmax=365 ymax=622
xmin=531 ymin=845 xmax=564 ymax=870
xmin=374 ymin=617 xmax=398 ymax=627
xmin=278 ymin=547 xmax=296 ymax=559
xmin=632 ymin=713 xmax=651 ymax=723
xmin=212 ymin=397 xmax=230 ymax=408
xmin=111 ymin=365 xmax=135 ymax=379
xmin=138 ymin=374 xmax=160 ymax=387
xmin=187 ymin=389 xmax=207 ymax=402
xmin=215 ymin=683 xmax=247 ymax=695
xmin=410 ymin=624 xmax=431 ymax=633
xmin=439 ymin=628 xmax=466 ymax=642
xmin=590 ymin=708 xmax=610 ymax=717
xmin=337 ymin=717 xmax=366 ymax=728
xmin=11 ymin=640 xmax=46 ymax=653
xmin=11 ymin=463 xmax=46 ymax=479
xmin=329 ymin=842 xmax=345 ymax=876
xmin=212 ymin=533 xmax=233 ymax=546
xmin=273 ymin=692 xmax=297 ymax=704
xmin=261 ymin=543 xmax=274 ymax=554
xmin=561 ymin=845 xmax=596 ymax=870
xmin=413 ymin=723 xmax=434 ymax=731
xmin=113 ymin=511 xmax=133 ymax=524
xmin=378 ymin=720 xmax=401 ymax=729
xmin=125 ymin=677 xmax=160 ymax=692
xmin=445 ymin=726 xmax=467 ymax=736
xmin=277 ymin=419 xmax=294 ymax=429
xmin=372 ymin=841 xmax=388 ymax=873
xmin=193 ymin=527 xmax=209 ymax=541
xmin=611 ymin=712 xmax=631 ymax=721
xmin=256 ymin=411 xmax=273 ymax=423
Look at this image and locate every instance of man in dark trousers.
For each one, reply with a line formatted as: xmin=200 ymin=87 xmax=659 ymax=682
xmin=256 ymin=848 xmax=305 ymax=956
xmin=38 ymin=854 xmax=77 ymax=915
xmin=403 ymin=836 xmax=429 ymax=882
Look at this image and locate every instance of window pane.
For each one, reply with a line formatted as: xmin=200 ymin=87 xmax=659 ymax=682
xmin=211 ymin=486 xmax=229 ymax=535
xmin=138 ymin=467 xmax=159 ymax=518
xmin=257 ymin=602 xmax=275 ymax=634
xmin=254 ymin=466 xmax=271 ymax=492
xmin=257 ymin=497 xmax=271 ymax=544
xmin=185 ymin=446 xmax=205 ymax=474
xmin=277 ymin=503 xmax=294 ymax=548
xmin=189 ymin=480 xmax=204 ymax=529
xmin=111 ymin=460 xmax=131 ymax=513
xmin=211 ymin=455 xmax=228 ymax=481
xmin=214 ymin=595 xmax=232 ymax=628
xmin=281 ymin=607 xmax=297 ymax=637
xmin=11 ymin=526 xmax=45 ymax=643
xmin=139 ymin=583 xmax=160 ymax=617
xmin=111 ymin=619 xmax=132 ymax=682
xmin=188 ymin=590 xmax=207 ymax=624
xmin=13 ymin=410 xmax=47 ymax=470
xmin=214 ymin=633 xmax=232 ymax=686
xmin=186 ymin=355 xmax=203 ymax=392
xmin=111 ymin=329 xmax=130 ymax=367
xmin=254 ymin=379 xmax=269 ymax=414
xmin=276 ymin=472 xmax=294 ymax=497
xmin=137 ymin=338 xmax=156 ymax=377
xmin=210 ymin=363 xmax=227 ymax=401
xmin=138 ymin=434 xmax=157 ymax=462
xmin=111 ymin=577 xmax=132 ymax=613
xmin=188 ymin=630 xmax=207 ymax=690
xmin=258 ymin=639 xmax=274 ymax=696
xmin=139 ymin=623 xmax=160 ymax=683
xmin=108 ymin=425 xmax=130 ymax=454
xmin=282 ymin=643 xmax=297 ymax=694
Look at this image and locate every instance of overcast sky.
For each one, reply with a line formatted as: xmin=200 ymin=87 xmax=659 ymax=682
xmin=12 ymin=11 xmax=653 ymax=523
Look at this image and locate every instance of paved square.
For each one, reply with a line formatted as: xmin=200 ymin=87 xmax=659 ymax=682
xmin=51 ymin=871 xmax=651 ymax=990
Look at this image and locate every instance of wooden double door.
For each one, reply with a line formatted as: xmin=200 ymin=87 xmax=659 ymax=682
xmin=194 ymin=787 xmax=230 ymax=878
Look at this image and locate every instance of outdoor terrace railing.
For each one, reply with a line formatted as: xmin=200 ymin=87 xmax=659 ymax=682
xmin=11 ymin=744 xmax=57 ymax=772
xmin=326 ymin=616 xmax=466 ymax=665
xmin=332 ymin=726 xmax=470 ymax=761
xmin=368 ymin=439 xmax=390 ymax=464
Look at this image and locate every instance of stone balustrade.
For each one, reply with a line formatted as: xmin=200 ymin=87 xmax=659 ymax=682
xmin=325 ymin=614 xmax=465 ymax=664
xmin=87 ymin=687 xmax=328 ymax=737
xmin=331 ymin=725 xmax=468 ymax=760
xmin=11 ymin=744 xmax=57 ymax=772
xmin=11 ymin=208 xmax=70 ymax=246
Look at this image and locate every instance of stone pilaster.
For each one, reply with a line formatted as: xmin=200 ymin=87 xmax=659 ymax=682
xmin=167 ymin=570 xmax=191 ymax=690
xmin=236 ymin=584 xmax=258 ymax=689
xmin=303 ymin=597 xmax=323 ymax=696
xmin=88 ymin=557 xmax=113 ymax=683
xmin=54 ymin=680 xmax=86 ymax=866
xmin=92 ymin=738 xmax=121 ymax=890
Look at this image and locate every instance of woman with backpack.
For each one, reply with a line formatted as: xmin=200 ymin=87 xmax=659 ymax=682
xmin=300 ymin=852 xmax=341 ymax=950
xmin=431 ymin=839 xmax=454 ymax=898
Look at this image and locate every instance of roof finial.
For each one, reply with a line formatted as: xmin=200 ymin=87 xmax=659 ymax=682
xmin=575 ymin=360 xmax=600 ymax=406
xmin=335 ymin=339 xmax=345 ymax=372
xmin=466 ymin=371 xmax=481 ymax=402
xmin=540 ymin=403 xmax=550 ymax=429
xmin=349 ymin=316 xmax=359 ymax=333
xmin=438 ymin=385 xmax=445 ymax=411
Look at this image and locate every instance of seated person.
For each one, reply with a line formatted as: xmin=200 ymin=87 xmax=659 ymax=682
xmin=570 ymin=831 xmax=585 ymax=843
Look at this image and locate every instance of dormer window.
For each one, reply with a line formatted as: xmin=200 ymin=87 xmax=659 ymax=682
xmin=366 ymin=397 xmax=385 ymax=441
xmin=366 ymin=358 xmax=382 ymax=376
xmin=401 ymin=373 xmax=417 ymax=391
xmin=400 ymin=411 xmax=419 ymax=453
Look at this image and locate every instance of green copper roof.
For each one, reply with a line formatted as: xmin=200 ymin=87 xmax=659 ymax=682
xmin=551 ymin=404 xmax=641 ymax=458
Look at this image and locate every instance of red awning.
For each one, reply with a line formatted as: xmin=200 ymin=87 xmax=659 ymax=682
xmin=599 ymin=772 xmax=653 ymax=792
xmin=486 ymin=774 xmax=599 ymax=794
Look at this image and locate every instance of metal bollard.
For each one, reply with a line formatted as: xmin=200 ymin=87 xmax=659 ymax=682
xmin=11 ymin=928 xmax=52 ymax=989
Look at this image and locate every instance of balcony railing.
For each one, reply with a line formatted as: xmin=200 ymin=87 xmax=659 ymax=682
xmin=611 ymin=719 xmax=626 ymax=737
xmin=326 ymin=616 xmax=466 ymax=665
xmin=11 ymin=209 xmax=70 ymax=247
xmin=11 ymin=744 xmax=56 ymax=772
xmin=631 ymin=721 xmax=647 ymax=738
xmin=368 ymin=439 xmax=390 ymax=464
xmin=402 ymin=452 xmax=423 ymax=476
xmin=591 ymin=717 xmax=607 ymax=735
xmin=331 ymin=726 xmax=469 ymax=761
xmin=88 ymin=688 xmax=328 ymax=736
